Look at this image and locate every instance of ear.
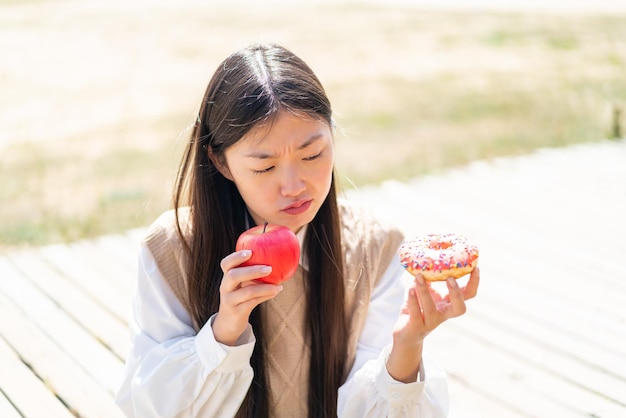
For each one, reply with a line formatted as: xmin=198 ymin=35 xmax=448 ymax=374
xmin=207 ymin=148 xmax=234 ymax=181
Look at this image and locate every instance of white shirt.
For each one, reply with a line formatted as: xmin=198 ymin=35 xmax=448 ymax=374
xmin=115 ymin=241 xmax=450 ymax=418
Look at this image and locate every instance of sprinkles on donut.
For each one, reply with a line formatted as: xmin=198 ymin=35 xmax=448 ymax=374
xmin=399 ymin=233 xmax=479 ymax=281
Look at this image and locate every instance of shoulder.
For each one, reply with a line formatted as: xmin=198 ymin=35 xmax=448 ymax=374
xmin=141 ymin=207 xmax=193 ymax=277
xmin=142 ymin=207 xmax=192 ymax=251
xmin=140 ymin=207 xmax=194 ymax=317
xmin=338 ymin=198 xmax=405 ymax=284
xmin=338 ymin=198 xmax=404 ymax=248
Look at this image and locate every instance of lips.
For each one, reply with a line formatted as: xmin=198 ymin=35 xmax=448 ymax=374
xmin=281 ymin=199 xmax=312 ymax=215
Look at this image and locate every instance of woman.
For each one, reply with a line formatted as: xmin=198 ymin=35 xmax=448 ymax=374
xmin=116 ymin=42 xmax=479 ymax=418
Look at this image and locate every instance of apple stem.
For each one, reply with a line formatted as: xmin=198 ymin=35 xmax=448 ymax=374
xmin=263 ymin=221 xmax=268 ymax=233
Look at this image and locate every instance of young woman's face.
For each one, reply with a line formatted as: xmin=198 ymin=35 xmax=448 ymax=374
xmin=216 ymin=111 xmax=335 ymax=233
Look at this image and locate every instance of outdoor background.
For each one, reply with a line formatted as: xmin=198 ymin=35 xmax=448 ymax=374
xmin=1 ymin=0 xmax=625 ymax=249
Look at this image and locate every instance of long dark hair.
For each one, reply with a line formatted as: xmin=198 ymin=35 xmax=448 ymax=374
xmin=173 ymin=43 xmax=347 ymax=418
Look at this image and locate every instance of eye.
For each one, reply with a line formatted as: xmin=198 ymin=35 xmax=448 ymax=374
xmin=303 ymin=152 xmax=322 ymax=161
xmin=252 ymin=166 xmax=274 ymax=175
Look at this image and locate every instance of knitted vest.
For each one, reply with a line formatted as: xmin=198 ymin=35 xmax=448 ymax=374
xmin=143 ymin=200 xmax=404 ymax=417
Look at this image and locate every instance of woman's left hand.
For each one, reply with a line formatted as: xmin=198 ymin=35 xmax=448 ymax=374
xmin=386 ymin=267 xmax=480 ymax=382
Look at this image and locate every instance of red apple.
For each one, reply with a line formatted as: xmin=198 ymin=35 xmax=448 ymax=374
xmin=235 ymin=222 xmax=300 ymax=284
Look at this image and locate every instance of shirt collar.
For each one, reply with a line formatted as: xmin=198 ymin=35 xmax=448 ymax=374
xmin=296 ymin=224 xmax=309 ymax=270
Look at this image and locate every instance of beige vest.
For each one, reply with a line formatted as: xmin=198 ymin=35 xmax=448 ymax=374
xmin=143 ymin=201 xmax=404 ymax=417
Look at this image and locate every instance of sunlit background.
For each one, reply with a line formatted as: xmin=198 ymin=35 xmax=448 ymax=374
xmin=2 ymin=0 xmax=625 ymax=247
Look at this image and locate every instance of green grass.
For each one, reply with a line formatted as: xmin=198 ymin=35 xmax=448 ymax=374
xmin=333 ymin=68 xmax=625 ymax=185
xmin=1 ymin=2 xmax=625 ymax=249
xmin=0 ymin=139 xmax=178 ymax=247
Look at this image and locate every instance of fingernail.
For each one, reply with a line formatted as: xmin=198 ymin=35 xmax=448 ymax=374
xmin=241 ymin=250 xmax=251 ymax=257
xmin=415 ymin=274 xmax=424 ymax=285
xmin=275 ymin=285 xmax=283 ymax=292
xmin=447 ymin=277 xmax=458 ymax=287
xmin=260 ymin=266 xmax=272 ymax=274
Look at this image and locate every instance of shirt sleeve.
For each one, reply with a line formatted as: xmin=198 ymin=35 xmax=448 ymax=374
xmin=115 ymin=245 xmax=254 ymax=418
xmin=337 ymin=253 xmax=450 ymax=417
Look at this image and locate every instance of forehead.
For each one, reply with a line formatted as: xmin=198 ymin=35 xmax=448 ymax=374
xmin=238 ymin=111 xmax=331 ymax=149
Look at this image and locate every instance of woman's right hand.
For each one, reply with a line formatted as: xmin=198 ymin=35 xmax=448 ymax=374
xmin=211 ymin=249 xmax=283 ymax=346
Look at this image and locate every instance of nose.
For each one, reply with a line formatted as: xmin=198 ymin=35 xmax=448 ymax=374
xmin=280 ymin=164 xmax=306 ymax=197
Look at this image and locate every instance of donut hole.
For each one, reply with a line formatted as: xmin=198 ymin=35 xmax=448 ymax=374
xmin=429 ymin=273 xmax=471 ymax=298
xmin=427 ymin=238 xmax=454 ymax=250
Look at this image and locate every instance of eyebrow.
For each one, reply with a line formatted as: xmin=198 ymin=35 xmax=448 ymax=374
xmin=244 ymin=134 xmax=325 ymax=159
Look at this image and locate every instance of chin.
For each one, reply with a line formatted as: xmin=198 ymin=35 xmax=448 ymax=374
xmin=283 ymin=219 xmax=309 ymax=234
xmin=282 ymin=214 xmax=315 ymax=233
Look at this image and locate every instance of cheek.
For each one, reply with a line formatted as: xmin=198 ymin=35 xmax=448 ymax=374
xmin=316 ymin=155 xmax=335 ymax=186
xmin=233 ymin=173 xmax=265 ymax=196
xmin=231 ymin=172 xmax=277 ymax=209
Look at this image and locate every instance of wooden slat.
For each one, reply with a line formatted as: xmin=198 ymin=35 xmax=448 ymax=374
xmin=456 ymin=310 xmax=625 ymax=412
xmin=432 ymin=318 xmax=625 ymax=417
xmin=91 ymin=232 xmax=141 ymax=272
xmin=0 ymin=257 xmax=124 ymax=393
xmin=476 ymin=280 xmax=626 ymax=379
xmin=6 ymin=249 xmax=130 ymax=361
xmin=0 ymin=336 xmax=75 ymax=418
xmin=0 ymin=394 xmax=22 ymax=418
xmin=0 ymin=258 xmax=125 ymax=418
xmin=35 ymin=244 xmax=130 ymax=323
xmin=65 ymin=240 xmax=135 ymax=294
xmin=445 ymin=372 xmax=530 ymax=418
xmin=0 ymin=392 xmax=22 ymax=418
xmin=430 ymin=329 xmax=585 ymax=418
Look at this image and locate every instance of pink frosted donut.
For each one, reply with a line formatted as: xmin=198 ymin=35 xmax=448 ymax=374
xmin=399 ymin=233 xmax=479 ymax=281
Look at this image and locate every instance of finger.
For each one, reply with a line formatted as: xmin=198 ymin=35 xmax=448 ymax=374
xmin=405 ymin=286 xmax=422 ymax=317
xmin=221 ymin=265 xmax=272 ymax=292
xmin=221 ymin=250 xmax=252 ymax=272
xmin=445 ymin=277 xmax=467 ymax=317
xmin=229 ymin=283 xmax=283 ymax=309
xmin=413 ymin=274 xmax=437 ymax=317
xmin=238 ymin=266 xmax=274 ymax=288
xmin=222 ymin=278 xmax=281 ymax=302
xmin=462 ymin=267 xmax=480 ymax=300
xmin=237 ymin=290 xmax=283 ymax=313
